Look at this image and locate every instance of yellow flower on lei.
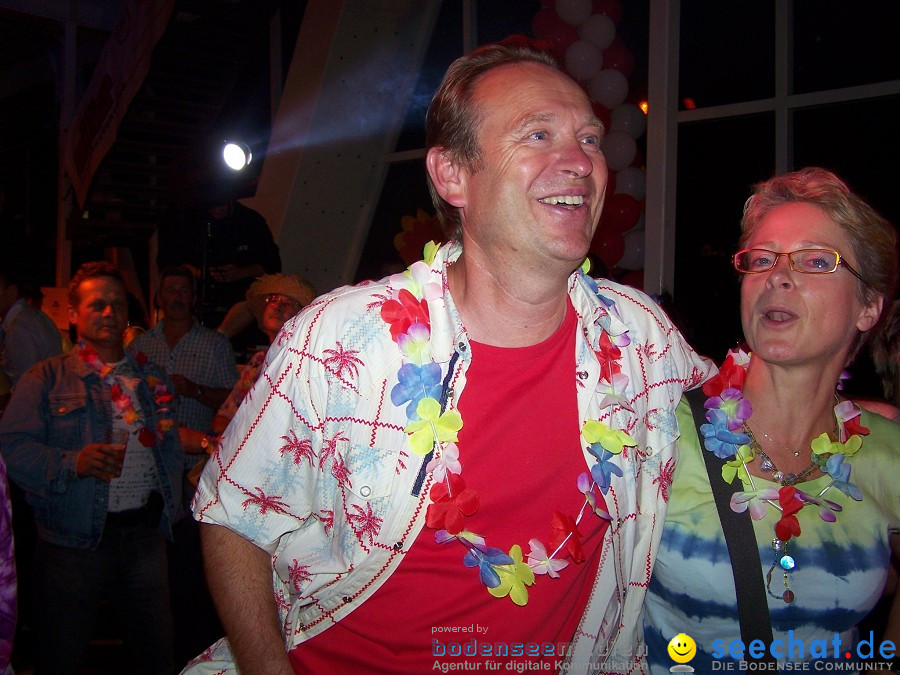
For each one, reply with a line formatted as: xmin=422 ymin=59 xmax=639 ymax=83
xmin=423 ymin=240 xmax=440 ymax=265
xmin=582 ymin=420 xmax=636 ymax=455
xmin=811 ymin=432 xmax=862 ymax=458
xmin=722 ymin=443 xmax=754 ymax=484
xmin=487 ymin=544 xmax=535 ymax=606
xmin=404 ymin=397 xmax=463 ymax=455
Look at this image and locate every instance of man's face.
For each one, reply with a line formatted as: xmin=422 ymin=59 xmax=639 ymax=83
xmin=68 ymin=277 xmax=128 ymax=352
xmin=260 ymin=294 xmax=302 ymax=339
xmin=158 ymin=275 xmax=194 ymax=321
xmin=452 ymin=62 xmax=608 ymax=274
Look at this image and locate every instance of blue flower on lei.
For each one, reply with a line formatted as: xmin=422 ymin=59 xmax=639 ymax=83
xmin=700 ymin=408 xmax=751 ymax=459
xmin=586 ymin=445 xmax=623 ymax=494
xmin=824 ymin=454 xmax=862 ymax=501
xmin=391 ymin=362 xmax=442 ymax=420
xmin=463 ymin=545 xmax=514 ymax=589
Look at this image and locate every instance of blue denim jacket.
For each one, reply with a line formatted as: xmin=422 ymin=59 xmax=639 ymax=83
xmin=0 ymin=350 xmax=183 ymax=548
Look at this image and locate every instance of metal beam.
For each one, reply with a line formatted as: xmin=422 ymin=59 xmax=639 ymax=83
xmin=244 ymin=0 xmax=441 ymax=295
xmin=644 ymin=0 xmax=680 ymax=296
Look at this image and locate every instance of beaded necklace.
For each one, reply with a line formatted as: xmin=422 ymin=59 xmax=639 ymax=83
xmin=76 ymin=341 xmax=176 ymax=447
xmin=700 ymin=348 xmax=868 ymax=604
xmin=380 ymin=244 xmax=632 ymax=606
xmin=744 ymin=427 xmax=819 ymax=486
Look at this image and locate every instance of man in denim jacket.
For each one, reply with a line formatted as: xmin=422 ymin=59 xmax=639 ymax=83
xmin=0 ymin=261 xmax=183 ymax=675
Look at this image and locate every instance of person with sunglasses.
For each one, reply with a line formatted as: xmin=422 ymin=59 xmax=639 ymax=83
xmin=643 ymin=167 xmax=899 ymax=672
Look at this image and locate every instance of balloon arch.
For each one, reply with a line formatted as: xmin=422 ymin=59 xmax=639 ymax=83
xmin=396 ymin=0 xmax=647 ymax=288
xmin=534 ymin=0 xmax=646 ymax=289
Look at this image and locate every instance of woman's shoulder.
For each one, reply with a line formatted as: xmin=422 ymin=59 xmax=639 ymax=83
xmin=854 ymin=398 xmax=900 ymax=425
xmin=857 ymin=405 xmax=900 ymax=458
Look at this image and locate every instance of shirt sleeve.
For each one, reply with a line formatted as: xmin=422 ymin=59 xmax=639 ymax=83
xmin=193 ymin=335 xmax=321 ymax=553
xmin=0 ymin=366 xmax=80 ymax=495
xmin=4 ymin=320 xmax=47 ymax=386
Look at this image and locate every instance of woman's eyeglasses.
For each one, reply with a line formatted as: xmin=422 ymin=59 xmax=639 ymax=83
xmin=733 ymin=248 xmax=865 ymax=283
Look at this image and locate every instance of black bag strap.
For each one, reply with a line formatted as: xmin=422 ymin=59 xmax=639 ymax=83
xmin=684 ymin=388 xmax=776 ymax=662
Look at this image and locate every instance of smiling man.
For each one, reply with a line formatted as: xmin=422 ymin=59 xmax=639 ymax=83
xmin=189 ymin=43 xmax=713 ymax=674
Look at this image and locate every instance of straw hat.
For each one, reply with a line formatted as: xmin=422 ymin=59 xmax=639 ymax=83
xmin=246 ymin=274 xmax=316 ymax=320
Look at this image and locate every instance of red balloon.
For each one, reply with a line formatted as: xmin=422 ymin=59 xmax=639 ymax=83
xmin=602 ymin=37 xmax=635 ymax=78
xmin=501 ymin=34 xmax=534 ymax=49
xmin=630 ymin=147 xmax=644 ymax=168
xmin=599 ymin=193 xmax=641 ymax=233
xmin=532 ymin=9 xmax=578 ymax=62
xmin=604 ymin=170 xmax=616 ymax=196
xmin=592 ymin=0 xmax=624 ymax=24
xmin=591 ymin=102 xmax=612 ymax=132
xmin=620 ymin=269 xmax=644 ymax=290
xmin=532 ymin=8 xmax=558 ymax=37
xmin=590 ymin=227 xmax=625 ymax=268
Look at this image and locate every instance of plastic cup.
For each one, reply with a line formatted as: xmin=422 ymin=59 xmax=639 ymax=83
xmin=108 ymin=429 xmax=129 ymax=477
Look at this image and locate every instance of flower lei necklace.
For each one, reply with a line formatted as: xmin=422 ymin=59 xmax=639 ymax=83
xmin=76 ymin=341 xmax=176 ymax=447
xmin=379 ymin=243 xmax=636 ymax=607
xmin=699 ymin=348 xmax=867 ymax=604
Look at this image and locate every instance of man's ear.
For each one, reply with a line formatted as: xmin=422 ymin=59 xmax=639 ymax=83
xmin=67 ymin=305 xmax=78 ymax=325
xmin=426 ymin=147 xmax=467 ymax=208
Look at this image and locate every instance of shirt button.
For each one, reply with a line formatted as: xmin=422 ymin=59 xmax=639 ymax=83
xmin=577 ymin=370 xmax=588 ymax=380
xmin=359 ymin=486 xmax=371 ymax=497
xmin=457 ymin=342 xmax=467 ymax=352
xmin=393 ymin=541 xmax=403 ymax=551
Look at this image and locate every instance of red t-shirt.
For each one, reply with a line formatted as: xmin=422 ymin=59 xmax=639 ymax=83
xmin=290 ymin=300 xmax=609 ymax=672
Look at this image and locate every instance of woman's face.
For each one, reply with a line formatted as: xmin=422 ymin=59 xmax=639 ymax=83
xmin=740 ymin=202 xmax=882 ymax=371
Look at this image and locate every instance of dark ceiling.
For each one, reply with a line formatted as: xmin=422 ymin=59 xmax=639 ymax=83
xmin=0 ymin=0 xmax=300 ymax=281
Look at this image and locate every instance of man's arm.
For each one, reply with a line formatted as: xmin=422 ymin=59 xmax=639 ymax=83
xmin=0 ymin=367 xmax=79 ymax=494
xmin=169 ymin=374 xmax=232 ymax=411
xmin=200 ymin=522 xmax=294 ymax=674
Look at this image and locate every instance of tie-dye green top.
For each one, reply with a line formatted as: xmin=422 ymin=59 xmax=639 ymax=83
xmin=643 ymin=401 xmax=899 ymax=674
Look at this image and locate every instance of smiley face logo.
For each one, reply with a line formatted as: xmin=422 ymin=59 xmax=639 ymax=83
xmin=667 ymin=633 xmax=697 ymax=664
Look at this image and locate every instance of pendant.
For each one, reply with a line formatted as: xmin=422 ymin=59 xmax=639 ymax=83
xmin=766 ymin=540 xmax=797 ymax=604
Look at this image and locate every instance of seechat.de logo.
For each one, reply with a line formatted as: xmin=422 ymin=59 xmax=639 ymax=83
xmin=668 ymin=633 xmax=697 ymax=673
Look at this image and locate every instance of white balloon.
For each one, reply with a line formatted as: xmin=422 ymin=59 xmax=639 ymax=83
xmin=601 ymin=130 xmax=636 ymax=172
xmin=619 ymin=227 xmax=645 ymax=270
xmin=578 ymin=14 xmax=616 ymax=50
xmin=613 ymin=166 xmax=646 ymax=201
xmin=610 ymin=103 xmax=647 ymax=139
xmin=588 ymin=69 xmax=629 ymax=109
xmin=564 ymin=40 xmax=603 ymax=81
xmin=555 ymin=0 xmax=593 ymax=26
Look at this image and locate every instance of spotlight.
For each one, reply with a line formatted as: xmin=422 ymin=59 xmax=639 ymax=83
xmin=223 ymin=141 xmax=252 ymax=171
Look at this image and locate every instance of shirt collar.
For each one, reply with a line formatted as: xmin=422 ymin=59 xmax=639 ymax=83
xmin=426 ymin=242 xmax=625 ymax=360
